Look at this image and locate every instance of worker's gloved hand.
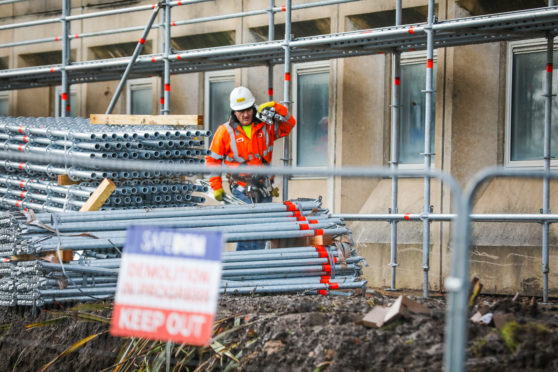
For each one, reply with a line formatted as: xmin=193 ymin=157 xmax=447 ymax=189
xmin=272 ymin=187 xmax=279 ymax=197
xmin=257 ymin=101 xmax=275 ymax=113
xmin=214 ymin=188 xmax=225 ymax=201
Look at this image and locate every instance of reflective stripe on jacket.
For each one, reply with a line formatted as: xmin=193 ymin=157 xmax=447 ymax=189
xmin=205 ymin=102 xmax=296 ymax=191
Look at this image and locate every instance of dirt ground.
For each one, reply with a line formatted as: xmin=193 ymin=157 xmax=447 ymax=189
xmin=0 ymin=290 xmax=557 ymax=371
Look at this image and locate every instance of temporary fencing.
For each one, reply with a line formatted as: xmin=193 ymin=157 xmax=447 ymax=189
xmin=0 ymin=116 xmax=210 ymax=211
xmin=0 ymin=199 xmax=366 ymax=306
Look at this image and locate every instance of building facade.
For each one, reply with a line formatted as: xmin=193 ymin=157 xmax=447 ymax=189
xmin=0 ymin=0 xmax=557 ymax=295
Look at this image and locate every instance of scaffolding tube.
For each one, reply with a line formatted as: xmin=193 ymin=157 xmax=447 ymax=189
xmin=388 ymin=0 xmax=402 ymax=291
xmin=106 ymin=4 xmax=161 ymax=114
xmin=268 ymin=0 xmax=275 ymax=102
xmin=542 ymin=30 xmax=554 ymax=303
xmin=61 ymin=0 xmax=70 ymax=118
xmin=162 ymin=0 xmax=171 ymax=115
xmin=420 ymin=0 xmax=435 ymax=298
xmin=282 ymin=0 xmax=292 ymax=201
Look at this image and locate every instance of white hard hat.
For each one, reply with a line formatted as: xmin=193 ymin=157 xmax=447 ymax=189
xmin=230 ymin=86 xmax=256 ymax=111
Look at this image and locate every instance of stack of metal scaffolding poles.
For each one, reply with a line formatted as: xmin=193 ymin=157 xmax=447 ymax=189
xmin=421 ymin=0 xmax=435 ymax=299
xmin=0 ymin=244 xmax=366 ymax=306
xmin=0 ymin=116 xmax=210 ymax=211
xmin=0 ymin=199 xmax=345 ymax=257
xmin=4 ymin=6 xmax=558 ymax=90
xmin=0 ymin=200 xmax=364 ymax=306
xmin=388 ymin=0 xmax=402 ymax=292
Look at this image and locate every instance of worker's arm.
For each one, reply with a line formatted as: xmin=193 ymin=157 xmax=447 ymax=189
xmin=205 ymin=125 xmax=229 ymax=191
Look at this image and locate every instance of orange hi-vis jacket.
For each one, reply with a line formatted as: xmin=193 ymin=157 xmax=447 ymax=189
xmin=205 ymin=102 xmax=296 ymax=191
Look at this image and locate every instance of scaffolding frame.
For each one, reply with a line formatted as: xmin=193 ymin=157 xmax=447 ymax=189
xmin=2 ymin=2 xmax=558 ymax=371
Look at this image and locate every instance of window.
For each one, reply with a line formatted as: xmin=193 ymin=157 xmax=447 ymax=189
xmin=399 ymin=53 xmax=436 ymax=165
xmin=0 ymin=92 xmax=8 ymax=116
xmin=204 ymin=71 xmax=235 ymax=141
xmin=55 ymin=86 xmax=77 ymax=117
xmin=293 ymin=62 xmax=330 ymax=168
xmin=126 ymin=78 xmax=152 ymax=115
xmin=506 ymin=39 xmax=558 ymax=166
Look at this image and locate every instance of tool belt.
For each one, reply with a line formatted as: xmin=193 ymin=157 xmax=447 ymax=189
xmin=227 ymin=174 xmax=273 ymax=203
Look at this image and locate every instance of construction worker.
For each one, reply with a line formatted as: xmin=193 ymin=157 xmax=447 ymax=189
xmin=205 ymin=86 xmax=296 ymax=250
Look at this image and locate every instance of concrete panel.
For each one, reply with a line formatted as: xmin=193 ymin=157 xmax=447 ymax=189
xmin=449 ymin=42 xmax=502 ymax=187
xmin=470 ymin=245 xmax=558 ymax=296
xmin=16 ymin=87 xmax=51 ymax=117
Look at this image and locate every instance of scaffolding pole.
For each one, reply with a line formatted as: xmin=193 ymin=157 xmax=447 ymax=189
xmin=162 ymin=0 xmax=172 ymax=115
xmin=542 ymin=0 xmax=555 ymax=304
xmin=105 ymin=4 xmax=161 ymax=115
xmin=267 ymin=0 xmax=275 ymax=102
xmin=388 ymin=0 xmax=402 ymax=291
xmin=282 ymin=0 xmax=292 ymax=201
xmin=421 ymin=0 xmax=435 ymax=298
xmin=60 ymin=0 xmax=70 ymax=117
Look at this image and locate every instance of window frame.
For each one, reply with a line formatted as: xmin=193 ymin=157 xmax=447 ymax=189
xmin=204 ymin=69 xmax=236 ymax=142
xmin=126 ymin=77 xmax=153 ymax=115
xmin=54 ymin=85 xmax=78 ymax=117
xmin=292 ymin=61 xmax=331 ymax=177
xmin=397 ymin=50 xmax=437 ymax=170
xmin=505 ymin=38 xmax=558 ymax=168
xmin=0 ymin=91 xmax=9 ymax=116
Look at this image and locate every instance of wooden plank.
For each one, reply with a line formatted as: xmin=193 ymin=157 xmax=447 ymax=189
xmin=57 ymin=174 xmax=79 ymax=186
xmin=90 ymin=114 xmax=203 ymax=126
xmin=79 ymin=178 xmax=116 ymax=212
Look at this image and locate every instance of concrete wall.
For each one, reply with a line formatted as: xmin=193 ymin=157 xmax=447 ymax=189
xmin=0 ymin=0 xmax=556 ymax=295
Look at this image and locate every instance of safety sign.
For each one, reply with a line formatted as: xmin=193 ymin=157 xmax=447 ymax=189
xmin=110 ymin=225 xmax=223 ymax=345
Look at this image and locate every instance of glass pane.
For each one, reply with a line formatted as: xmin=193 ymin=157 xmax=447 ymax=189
xmin=209 ymin=80 xmax=235 ymax=140
xmin=131 ymin=87 xmax=152 ymax=115
xmin=0 ymin=98 xmax=8 ymax=116
xmin=399 ymin=62 xmax=437 ymax=164
xmin=511 ymin=51 xmax=558 ymax=161
xmin=296 ymin=71 xmax=329 ymax=167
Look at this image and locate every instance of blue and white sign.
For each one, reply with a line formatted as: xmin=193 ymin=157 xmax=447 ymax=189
xmin=111 ymin=226 xmax=224 ymax=345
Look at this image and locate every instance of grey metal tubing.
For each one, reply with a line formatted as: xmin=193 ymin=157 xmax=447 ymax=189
xmin=542 ymin=32 xmax=554 ymax=303
xmin=222 ymin=256 xmax=362 ymax=270
xmin=162 ymin=0 xmax=171 ymax=115
xmin=37 ymin=200 xmax=320 ymax=223
xmin=28 ymin=215 xmax=337 ymax=233
xmin=106 ymin=4 xmax=161 ymax=114
xmin=39 ymin=287 xmax=116 ymax=297
xmin=0 ymin=187 xmax=84 ymax=208
xmin=221 ymin=263 xmax=357 ymax=278
xmin=0 ymin=176 xmax=93 ymax=198
xmin=282 ymin=0 xmax=292 ymax=201
xmin=421 ymin=0 xmax=435 ymax=299
xmin=221 ymin=275 xmax=357 ymax=288
xmin=220 ymin=281 xmax=367 ymax=295
xmin=389 ymin=0 xmax=402 ymax=291
xmin=61 ymin=0 xmax=70 ymax=118
xmin=444 ymin=167 xmax=558 ymax=372
xmin=223 ymin=251 xmax=339 ymax=262
xmin=268 ymin=0 xmax=275 ymax=101
xmin=334 ymin=213 xmax=558 ymax=222
xmin=224 ymin=245 xmax=338 ymax=256
xmin=39 ymin=261 xmax=119 ymax=276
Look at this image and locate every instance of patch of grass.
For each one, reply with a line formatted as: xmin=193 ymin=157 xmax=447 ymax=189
xmin=500 ymin=321 xmax=550 ymax=353
xmin=470 ymin=336 xmax=488 ymax=358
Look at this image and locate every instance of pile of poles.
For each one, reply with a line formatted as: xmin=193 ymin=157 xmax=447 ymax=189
xmin=0 ymin=200 xmax=367 ymax=306
xmin=0 ymin=116 xmax=210 ymax=212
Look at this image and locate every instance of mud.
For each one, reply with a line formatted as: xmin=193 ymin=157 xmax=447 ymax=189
xmin=0 ymin=290 xmax=557 ymax=371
